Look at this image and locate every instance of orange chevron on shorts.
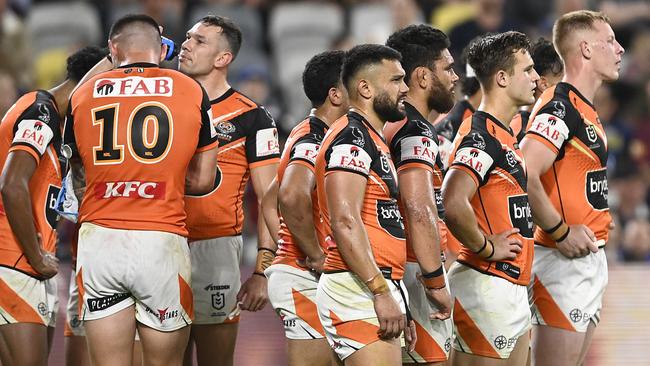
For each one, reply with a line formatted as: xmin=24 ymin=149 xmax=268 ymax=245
xmin=411 ymin=318 xmax=447 ymax=362
xmin=292 ymin=289 xmax=325 ymax=336
xmin=178 ymin=274 xmax=194 ymax=320
xmin=453 ymin=299 xmax=500 ymax=358
xmin=330 ymin=310 xmax=379 ymax=345
xmin=0 ymin=277 xmax=43 ymax=324
xmin=531 ymin=275 xmax=575 ymax=331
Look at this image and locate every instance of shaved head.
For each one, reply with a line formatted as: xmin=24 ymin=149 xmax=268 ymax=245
xmin=109 ymin=14 xmax=162 ymax=53
xmin=553 ymin=10 xmax=610 ymax=62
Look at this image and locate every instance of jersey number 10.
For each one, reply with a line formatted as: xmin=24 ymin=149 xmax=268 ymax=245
xmin=92 ymin=102 xmax=173 ymax=165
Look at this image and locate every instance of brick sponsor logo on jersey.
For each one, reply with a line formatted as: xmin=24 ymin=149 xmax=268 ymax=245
xmin=530 ymin=113 xmax=569 ymax=149
xmin=508 ymin=194 xmax=534 ymax=239
xmin=94 ymin=181 xmax=166 ymax=200
xmin=453 ymin=147 xmax=494 ymax=180
xmin=328 ymin=144 xmax=372 ymax=175
xmin=375 ymin=200 xmax=405 ymax=239
xmin=45 ymin=184 xmax=61 ymax=229
xmin=585 ymin=169 xmax=608 ymax=210
xmin=256 ymin=128 xmax=280 ymax=157
xmin=13 ymin=119 xmax=55 ymax=155
xmin=400 ymin=135 xmax=438 ymax=164
xmin=293 ymin=142 xmax=320 ymax=164
xmin=93 ymin=77 xmax=173 ymax=98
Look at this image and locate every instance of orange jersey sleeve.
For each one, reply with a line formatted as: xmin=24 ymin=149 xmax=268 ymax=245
xmin=0 ymin=91 xmax=63 ymax=278
xmin=64 ymin=64 xmax=217 ymax=236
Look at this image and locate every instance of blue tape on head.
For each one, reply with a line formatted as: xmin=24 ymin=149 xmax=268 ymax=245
xmin=161 ymin=36 xmax=178 ymax=61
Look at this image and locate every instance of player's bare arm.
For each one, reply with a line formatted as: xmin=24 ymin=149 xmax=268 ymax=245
xmin=325 ymin=171 xmax=406 ymax=340
xmin=260 ymin=176 xmax=280 ymax=242
xmin=279 ymin=163 xmax=325 ymax=272
xmin=398 ymin=167 xmax=450 ymax=320
xmin=443 ymin=168 xmax=522 ymax=261
xmin=237 ymin=163 xmax=278 ymax=312
xmin=185 ymin=146 xmax=219 ymax=195
xmin=521 ymin=137 xmax=598 ymax=258
xmin=0 ymin=151 xmax=58 ymax=278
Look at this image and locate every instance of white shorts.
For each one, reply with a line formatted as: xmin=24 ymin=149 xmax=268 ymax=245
xmin=190 ymin=235 xmax=242 ymax=325
xmin=265 ymin=263 xmax=325 ymax=340
xmin=316 ymin=272 xmax=408 ymax=361
xmin=401 ymin=262 xmax=452 ymax=363
xmin=448 ymin=262 xmax=531 ymax=359
xmin=76 ymin=223 xmax=193 ymax=332
xmin=0 ymin=266 xmax=58 ymax=327
xmin=529 ymin=245 xmax=608 ymax=332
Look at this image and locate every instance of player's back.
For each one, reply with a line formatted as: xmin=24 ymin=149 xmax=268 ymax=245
xmin=66 ymin=64 xmax=215 ymax=236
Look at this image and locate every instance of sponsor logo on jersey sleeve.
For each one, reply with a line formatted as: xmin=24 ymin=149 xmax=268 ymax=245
xmin=453 ymin=147 xmax=494 ymax=180
xmin=530 ymin=113 xmax=569 ymax=149
xmin=400 ymin=135 xmax=438 ymax=164
xmin=93 ymin=77 xmax=173 ymax=98
xmin=13 ymin=119 xmax=55 ymax=155
xmin=293 ymin=142 xmax=319 ymax=164
xmin=256 ymin=128 xmax=280 ymax=157
xmin=328 ymin=144 xmax=372 ymax=175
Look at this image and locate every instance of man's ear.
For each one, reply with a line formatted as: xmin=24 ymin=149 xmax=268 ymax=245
xmin=495 ymin=69 xmax=509 ymax=88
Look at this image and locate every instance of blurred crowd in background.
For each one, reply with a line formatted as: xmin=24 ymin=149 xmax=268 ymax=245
xmin=1 ymin=0 xmax=648 ymax=263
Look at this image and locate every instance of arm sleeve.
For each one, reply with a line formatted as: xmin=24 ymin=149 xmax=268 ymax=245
xmin=389 ymin=120 xmax=438 ymax=173
xmin=244 ymin=106 xmax=280 ymax=167
xmin=196 ymin=86 xmax=219 ymax=152
xmin=287 ymin=132 xmax=324 ymax=171
xmin=324 ymin=125 xmax=375 ymax=178
xmin=449 ymin=129 xmax=499 ymax=187
xmin=11 ymin=97 xmax=61 ymax=162
xmin=525 ymin=99 xmax=580 ymax=154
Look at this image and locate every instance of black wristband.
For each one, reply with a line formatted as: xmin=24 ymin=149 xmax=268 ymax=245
xmin=544 ymin=219 xmax=564 ymax=234
xmin=253 ymin=271 xmax=266 ymax=278
xmin=556 ymin=227 xmax=571 ymax=242
xmin=106 ymin=54 xmax=112 ymax=63
xmin=485 ymin=240 xmax=495 ymax=259
xmin=422 ymin=265 xmax=444 ymax=279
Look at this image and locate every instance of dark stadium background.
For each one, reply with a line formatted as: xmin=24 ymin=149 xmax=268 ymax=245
xmin=0 ymin=0 xmax=647 ymax=364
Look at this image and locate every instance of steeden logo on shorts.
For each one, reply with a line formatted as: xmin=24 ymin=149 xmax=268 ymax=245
xmin=94 ymin=181 xmax=166 ymax=200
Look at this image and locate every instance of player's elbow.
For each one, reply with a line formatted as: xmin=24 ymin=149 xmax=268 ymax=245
xmin=278 ymin=185 xmax=309 ymax=215
xmin=0 ymin=174 xmax=26 ymax=206
xmin=330 ymin=213 xmax=358 ymax=237
xmin=186 ymin=174 xmax=216 ymax=195
xmin=402 ymin=197 xmax=436 ymax=224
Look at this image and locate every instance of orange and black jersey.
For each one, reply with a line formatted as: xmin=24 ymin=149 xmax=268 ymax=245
xmin=384 ymin=102 xmax=446 ymax=262
xmin=274 ymin=115 xmax=329 ymax=267
xmin=0 ymin=90 xmax=63 ymax=278
xmin=64 ymin=63 xmax=218 ymax=237
xmin=185 ymin=88 xmax=280 ymax=240
xmin=510 ymin=110 xmax=530 ymax=143
xmin=316 ymin=111 xmax=406 ymax=280
xmin=448 ymin=111 xmax=534 ymax=285
xmin=525 ymin=82 xmax=610 ymax=248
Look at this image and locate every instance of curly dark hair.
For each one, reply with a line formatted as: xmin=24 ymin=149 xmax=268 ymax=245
xmin=66 ymin=46 xmax=108 ymax=82
xmin=386 ymin=25 xmax=450 ymax=84
xmin=302 ymin=50 xmax=346 ymax=108
xmin=341 ymin=44 xmax=402 ymax=92
xmin=467 ymin=31 xmax=531 ymax=90
xmin=530 ymin=37 xmax=563 ymax=77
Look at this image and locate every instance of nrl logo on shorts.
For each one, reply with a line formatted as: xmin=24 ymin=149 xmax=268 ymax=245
xmin=212 ymin=292 xmax=225 ymax=310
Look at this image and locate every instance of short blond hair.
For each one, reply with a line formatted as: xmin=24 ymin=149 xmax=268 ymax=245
xmin=553 ymin=10 xmax=611 ymax=60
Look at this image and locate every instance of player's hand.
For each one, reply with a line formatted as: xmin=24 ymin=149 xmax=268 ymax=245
xmin=237 ymin=274 xmax=268 ymax=312
xmin=556 ymin=224 xmax=598 ymax=258
xmin=486 ymin=228 xmax=522 ymax=261
xmin=32 ymin=249 xmax=59 ymax=279
xmin=300 ymin=253 xmax=326 ymax=273
xmin=373 ymin=292 xmax=405 ymax=339
xmin=416 ymin=273 xmax=451 ymax=320
xmin=404 ymin=319 xmax=417 ymax=353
